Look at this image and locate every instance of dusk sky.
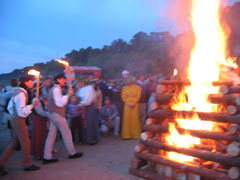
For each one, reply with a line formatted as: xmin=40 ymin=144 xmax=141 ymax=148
xmin=0 ymin=0 xmax=238 ymax=74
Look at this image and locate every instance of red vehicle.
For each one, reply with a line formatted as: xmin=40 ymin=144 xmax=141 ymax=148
xmin=69 ymin=66 xmax=102 ymax=80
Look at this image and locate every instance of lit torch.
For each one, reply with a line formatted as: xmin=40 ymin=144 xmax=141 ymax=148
xmin=28 ymin=69 xmax=40 ymax=99
xmin=173 ymin=68 xmax=178 ymax=77
xmin=56 ymin=59 xmax=72 ymax=89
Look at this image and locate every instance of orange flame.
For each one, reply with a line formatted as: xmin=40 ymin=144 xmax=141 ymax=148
xmin=56 ymin=59 xmax=69 ymax=67
xmin=28 ymin=69 xmax=40 ymax=76
xmin=165 ymin=0 xmax=234 ymax=163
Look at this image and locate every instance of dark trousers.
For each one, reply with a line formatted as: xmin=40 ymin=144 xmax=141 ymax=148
xmin=70 ymin=116 xmax=82 ymax=143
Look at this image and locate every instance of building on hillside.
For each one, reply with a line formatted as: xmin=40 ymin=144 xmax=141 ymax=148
xmin=68 ymin=66 xmax=102 ymax=80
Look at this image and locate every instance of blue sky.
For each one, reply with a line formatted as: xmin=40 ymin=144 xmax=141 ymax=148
xmin=0 ymin=0 xmax=238 ymax=74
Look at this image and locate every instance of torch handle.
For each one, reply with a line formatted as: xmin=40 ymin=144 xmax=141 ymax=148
xmin=36 ymin=75 xmax=40 ymax=99
xmin=66 ymin=66 xmax=72 ymax=89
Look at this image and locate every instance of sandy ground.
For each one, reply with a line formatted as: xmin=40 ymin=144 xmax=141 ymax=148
xmin=0 ymin=129 xmax=140 ymax=180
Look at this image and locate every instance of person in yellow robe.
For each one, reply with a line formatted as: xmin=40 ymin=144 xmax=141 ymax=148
xmin=121 ymin=77 xmax=142 ymax=139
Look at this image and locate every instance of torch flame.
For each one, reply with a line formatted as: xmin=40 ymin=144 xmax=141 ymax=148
xmin=173 ymin=69 xmax=178 ymax=76
xmin=165 ymin=0 xmax=234 ymax=163
xmin=56 ymin=59 xmax=69 ymax=67
xmin=28 ymin=69 xmax=40 ymax=76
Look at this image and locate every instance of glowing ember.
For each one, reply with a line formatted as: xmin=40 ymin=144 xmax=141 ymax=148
xmin=165 ymin=0 xmax=234 ymax=163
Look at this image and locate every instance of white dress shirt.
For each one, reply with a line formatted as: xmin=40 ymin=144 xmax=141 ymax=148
xmin=52 ymin=84 xmax=69 ymax=107
xmin=7 ymin=88 xmax=33 ymax=118
xmin=76 ymin=85 xmax=96 ymax=106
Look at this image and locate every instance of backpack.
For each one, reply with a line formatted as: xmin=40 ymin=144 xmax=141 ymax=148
xmin=4 ymin=97 xmax=11 ymax=114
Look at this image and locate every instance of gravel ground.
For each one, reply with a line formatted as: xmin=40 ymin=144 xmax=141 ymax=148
xmin=0 ymin=129 xmax=140 ymax=180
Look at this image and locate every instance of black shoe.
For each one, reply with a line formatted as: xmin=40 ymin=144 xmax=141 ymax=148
xmin=24 ymin=164 xmax=40 ymax=171
xmin=43 ymin=158 xmax=58 ymax=164
xmin=0 ymin=166 xmax=7 ymax=176
xmin=68 ymin=152 xmax=83 ymax=159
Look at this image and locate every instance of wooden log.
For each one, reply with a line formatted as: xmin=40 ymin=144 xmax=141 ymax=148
xmin=227 ymin=105 xmax=240 ymax=115
xmin=141 ymin=132 xmax=154 ymax=141
xmin=220 ymin=86 xmax=240 ymax=94
xmin=131 ymin=157 xmax=148 ymax=169
xmin=148 ymin=109 xmax=240 ymax=124
xmin=208 ymin=94 xmax=240 ymax=105
xmin=135 ymin=152 xmax=232 ymax=180
xmin=227 ymin=124 xmax=240 ymax=134
xmin=143 ymin=124 xmax=240 ymax=142
xmin=135 ymin=144 xmax=148 ymax=153
xmin=228 ymin=167 xmax=240 ymax=180
xmin=155 ymin=93 xmax=174 ymax=104
xmin=129 ymin=167 xmax=173 ymax=180
xmin=158 ymin=80 xmax=233 ymax=87
xmin=146 ymin=118 xmax=158 ymax=125
xmin=143 ymin=124 xmax=168 ymax=133
xmin=140 ymin=139 xmax=240 ymax=167
xmin=227 ymin=142 xmax=240 ymax=157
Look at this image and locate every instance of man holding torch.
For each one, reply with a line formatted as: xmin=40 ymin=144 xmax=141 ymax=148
xmin=43 ymin=73 xmax=83 ymax=164
xmin=0 ymin=75 xmax=40 ymax=175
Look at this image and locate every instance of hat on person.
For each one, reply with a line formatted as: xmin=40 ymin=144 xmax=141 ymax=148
xmin=54 ymin=73 xmax=66 ymax=81
xmin=122 ymin=70 xmax=129 ymax=75
xmin=19 ymin=75 xmax=34 ymax=83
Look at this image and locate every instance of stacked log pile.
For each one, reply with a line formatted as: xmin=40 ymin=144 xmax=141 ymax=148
xmin=129 ymin=80 xmax=240 ymax=180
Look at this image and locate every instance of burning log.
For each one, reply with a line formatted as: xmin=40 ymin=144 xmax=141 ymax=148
xmin=228 ymin=167 xmax=240 ymax=180
xmin=155 ymin=93 xmax=174 ymax=105
xmin=148 ymin=109 xmax=240 ymax=124
xmin=141 ymin=139 xmax=240 ymax=167
xmin=143 ymin=124 xmax=240 ymax=142
xmin=135 ymin=152 xmax=232 ymax=180
xmin=208 ymin=94 xmax=240 ymax=105
xmin=158 ymin=80 xmax=233 ymax=87
xmin=227 ymin=124 xmax=240 ymax=134
xmin=227 ymin=142 xmax=240 ymax=157
xmin=227 ymin=105 xmax=240 ymax=115
xmin=129 ymin=167 xmax=174 ymax=180
xmin=220 ymin=86 xmax=240 ymax=95
xmin=131 ymin=157 xmax=148 ymax=169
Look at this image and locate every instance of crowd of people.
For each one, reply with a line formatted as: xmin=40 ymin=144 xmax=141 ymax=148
xmin=0 ymin=69 xmax=163 ymax=175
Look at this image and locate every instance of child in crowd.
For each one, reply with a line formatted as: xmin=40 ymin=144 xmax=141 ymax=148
xmin=67 ymin=96 xmax=84 ymax=143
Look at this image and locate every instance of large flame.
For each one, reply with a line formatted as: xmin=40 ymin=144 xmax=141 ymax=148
xmin=165 ymin=0 xmax=232 ymax=162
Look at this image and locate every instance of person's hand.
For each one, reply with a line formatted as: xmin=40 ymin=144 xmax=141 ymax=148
xmin=32 ymin=98 xmax=39 ymax=107
xmin=68 ymin=88 xmax=74 ymax=96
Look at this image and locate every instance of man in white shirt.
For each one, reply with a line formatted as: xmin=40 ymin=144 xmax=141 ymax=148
xmin=43 ymin=73 xmax=83 ymax=164
xmin=0 ymin=75 xmax=40 ymax=175
xmin=76 ymin=80 xmax=99 ymax=144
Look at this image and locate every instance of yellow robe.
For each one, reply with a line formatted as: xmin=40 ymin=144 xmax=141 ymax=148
xmin=121 ymin=84 xmax=141 ymax=139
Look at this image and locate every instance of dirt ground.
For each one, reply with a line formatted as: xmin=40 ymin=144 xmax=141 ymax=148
xmin=0 ymin=129 xmax=140 ymax=180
